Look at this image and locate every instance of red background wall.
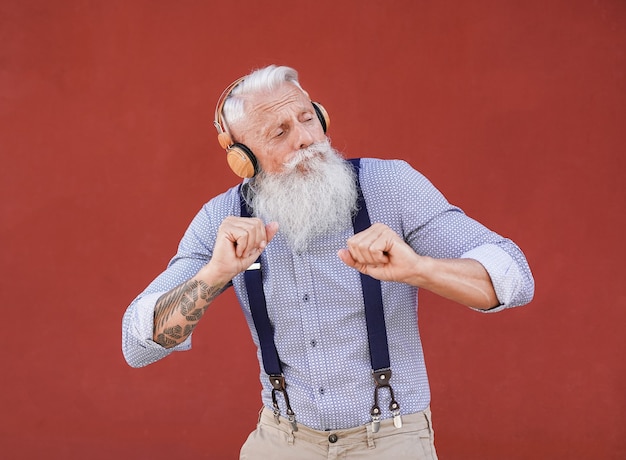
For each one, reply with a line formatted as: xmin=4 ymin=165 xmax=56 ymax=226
xmin=1 ymin=1 xmax=624 ymax=458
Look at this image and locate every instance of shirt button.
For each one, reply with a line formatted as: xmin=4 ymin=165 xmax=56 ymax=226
xmin=310 ymin=339 xmax=317 ymax=347
xmin=328 ymin=433 xmax=338 ymax=443
xmin=319 ymin=387 xmax=325 ymax=395
xmin=303 ymin=294 xmax=309 ymax=302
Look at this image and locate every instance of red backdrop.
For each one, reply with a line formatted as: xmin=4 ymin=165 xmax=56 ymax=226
xmin=1 ymin=1 xmax=624 ymax=459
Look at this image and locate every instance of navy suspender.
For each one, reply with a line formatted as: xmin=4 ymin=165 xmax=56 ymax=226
xmin=351 ymin=159 xmax=391 ymax=371
xmin=240 ymin=191 xmax=298 ymax=429
xmin=349 ymin=159 xmax=401 ymax=431
xmin=239 ymin=158 xmax=401 ymax=432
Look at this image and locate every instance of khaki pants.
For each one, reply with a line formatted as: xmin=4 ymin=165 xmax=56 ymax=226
xmin=240 ymin=407 xmax=438 ymax=460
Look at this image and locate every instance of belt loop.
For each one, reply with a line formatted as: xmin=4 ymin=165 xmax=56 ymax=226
xmin=366 ymin=425 xmax=376 ymax=449
xmin=424 ymin=406 xmax=434 ymax=434
xmin=287 ymin=430 xmax=295 ymax=446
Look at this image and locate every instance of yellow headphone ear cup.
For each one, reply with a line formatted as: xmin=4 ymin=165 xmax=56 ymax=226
xmin=312 ymin=102 xmax=330 ymax=132
xmin=217 ymin=132 xmax=233 ymax=150
xmin=226 ymin=144 xmax=258 ymax=179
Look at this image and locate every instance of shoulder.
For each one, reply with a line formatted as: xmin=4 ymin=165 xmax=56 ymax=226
xmin=351 ymin=157 xmax=432 ymax=189
xmin=193 ymin=184 xmax=242 ymax=227
xmin=351 ymin=157 xmax=450 ymax=212
xmin=178 ymin=185 xmax=242 ymax=249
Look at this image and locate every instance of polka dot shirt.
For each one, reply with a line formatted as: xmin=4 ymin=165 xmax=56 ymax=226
xmin=122 ymin=158 xmax=534 ymax=430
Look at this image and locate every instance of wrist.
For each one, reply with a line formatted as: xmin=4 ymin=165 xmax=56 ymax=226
xmin=197 ymin=261 xmax=233 ymax=288
xmin=407 ymin=254 xmax=437 ymax=287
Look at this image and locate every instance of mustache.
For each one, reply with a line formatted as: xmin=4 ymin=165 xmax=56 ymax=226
xmin=283 ymin=140 xmax=331 ymax=170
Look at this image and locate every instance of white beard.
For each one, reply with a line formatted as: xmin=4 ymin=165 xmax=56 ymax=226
xmin=245 ymin=139 xmax=358 ymax=250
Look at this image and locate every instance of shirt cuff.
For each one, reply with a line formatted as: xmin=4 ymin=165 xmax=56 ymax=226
xmin=461 ymin=243 xmax=522 ymax=313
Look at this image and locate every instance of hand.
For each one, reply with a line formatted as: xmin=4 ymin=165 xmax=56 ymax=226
xmin=337 ymin=223 xmax=427 ymax=284
xmin=206 ymin=216 xmax=279 ymax=283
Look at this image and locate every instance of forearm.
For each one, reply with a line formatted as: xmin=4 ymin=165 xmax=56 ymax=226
xmin=152 ymin=217 xmax=279 ymax=348
xmin=411 ymin=257 xmax=499 ymax=310
xmin=153 ymin=268 xmax=227 ymax=348
xmin=339 ymin=223 xmax=501 ymax=309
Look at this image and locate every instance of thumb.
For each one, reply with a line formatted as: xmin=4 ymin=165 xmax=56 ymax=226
xmin=337 ymin=248 xmax=356 ymax=267
xmin=265 ymin=221 xmax=280 ymax=243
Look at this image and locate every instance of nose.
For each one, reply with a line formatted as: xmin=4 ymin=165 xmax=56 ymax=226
xmin=294 ymin=122 xmax=316 ymax=150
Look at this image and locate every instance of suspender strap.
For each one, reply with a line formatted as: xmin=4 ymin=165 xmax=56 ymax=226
xmin=244 ymin=263 xmax=283 ymax=375
xmin=348 ymin=158 xmax=391 ymax=372
xmin=240 ymin=192 xmax=297 ymax=429
xmin=239 ymin=193 xmax=283 ymax=374
xmin=348 ymin=158 xmax=401 ymax=432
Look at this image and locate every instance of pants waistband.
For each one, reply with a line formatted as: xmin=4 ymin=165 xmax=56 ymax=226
xmin=258 ymin=406 xmax=433 ymax=447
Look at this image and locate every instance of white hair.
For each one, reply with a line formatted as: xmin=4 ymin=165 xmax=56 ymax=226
xmin=221 ymin=65 xmax=305 ymax=134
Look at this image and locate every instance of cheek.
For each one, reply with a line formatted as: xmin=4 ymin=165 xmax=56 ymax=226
xmin=255 ymin=147 xmax=290 ymax=174
xmin=314 ymin=123 xmax=327 ymax=140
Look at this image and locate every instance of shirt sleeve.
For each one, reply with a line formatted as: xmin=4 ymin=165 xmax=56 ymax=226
xmin=461 ymin=243 xmax=527 ymax=312
xmin=122 ymin=291 xmax=192 ymax=368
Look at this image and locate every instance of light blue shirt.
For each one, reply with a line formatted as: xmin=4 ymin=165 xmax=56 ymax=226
xmin=122 ymin=158 xmax=534 ymax=430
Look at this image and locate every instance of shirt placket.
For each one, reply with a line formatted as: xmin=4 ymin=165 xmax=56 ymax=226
xmin=292 ymin=251 xmax=335 ymax=428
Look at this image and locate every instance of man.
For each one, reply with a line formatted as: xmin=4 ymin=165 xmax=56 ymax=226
xmin=122 ymin=65 xmax=534 ymax=459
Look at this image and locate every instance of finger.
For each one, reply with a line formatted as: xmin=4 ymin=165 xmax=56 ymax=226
xmin=347 ymin=232 xmax=385 ymax=265
xmin=239 ymin=218 xmax=267 ymax=257
xmin=338 ymin=248 xmax=374 ymax=277
xmin=368 ymin=234 xmax=393 ymax=263
xmin=233 ymin=230 xmax=252 ymax=258
xmin=221 ymin=217 xmax=264 ymax=258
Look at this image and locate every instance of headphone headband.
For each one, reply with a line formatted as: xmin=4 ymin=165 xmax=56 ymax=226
xmin=213 ymin=76 xmax=246 ymax=140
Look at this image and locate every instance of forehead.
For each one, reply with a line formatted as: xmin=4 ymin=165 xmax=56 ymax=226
xmin=245 ymin=83 xmax=311 ymax=122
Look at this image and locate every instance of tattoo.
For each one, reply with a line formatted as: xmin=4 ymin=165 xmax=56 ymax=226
xmin=153 ymin=279 xmax=224 ymax=348
xmin=154 ymin=334 xmax=178 ymax=348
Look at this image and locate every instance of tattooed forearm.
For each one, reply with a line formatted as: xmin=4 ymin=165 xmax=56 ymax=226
xmin=153 ymin=279 xmax=224 ymax=348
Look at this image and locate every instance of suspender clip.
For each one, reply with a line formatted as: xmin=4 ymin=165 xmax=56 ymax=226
xmin=370 ymin=369 xmax=402 ymax=431
xmin=269 ymin=374 xmax=298 ymax=432
xmin=370 ymin=407 xmax=381 ymax=433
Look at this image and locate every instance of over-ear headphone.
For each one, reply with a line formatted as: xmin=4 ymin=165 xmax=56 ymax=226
xmin=213 ymin=76 xmax=330 ymax=179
